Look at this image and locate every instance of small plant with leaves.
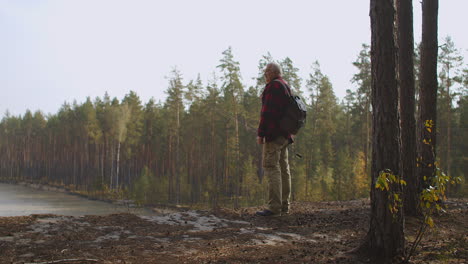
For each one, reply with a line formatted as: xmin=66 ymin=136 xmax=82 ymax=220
xmin=403 ymin=119 xmax=462 ymax=263
xmin=403 ymin=166 xmax=461 ymax=263
xmin=375 ymin=169 xmax=406 ymax=217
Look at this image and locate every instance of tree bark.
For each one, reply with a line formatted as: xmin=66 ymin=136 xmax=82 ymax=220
xmin=417 ymin=0 xmax=438 ymax=188
xmin=396 ymin=0 xmax=418 ymax=215
xmin=363 ymin=0 xmax=405 ymax=260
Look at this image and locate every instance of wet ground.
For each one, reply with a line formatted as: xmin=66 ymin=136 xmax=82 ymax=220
xmin=0 ymin=199 xmax=466 ymax=264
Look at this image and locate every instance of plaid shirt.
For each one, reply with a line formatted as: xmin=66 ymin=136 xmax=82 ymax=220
xmin=258 ymin=77 xmax=292 ymax=142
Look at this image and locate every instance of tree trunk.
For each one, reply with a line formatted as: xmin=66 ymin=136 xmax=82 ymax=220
xmin=446 ymin=76 xmax=451 ymax=177
xmin=110 ymin=139 xmax=114 ymax=190
xmin=234 ymin=105 xmax=240 ymax=209
xmin=211 ymin=112 xmax=218 ymax=210
xmin=116 ymin=141 xmax=121 ymax=189
xmin=176 ymin=103 xmax=180 ymax=204
xmin=363 ymin=0 xmax=405 ymax=260
xmin=397 ymin=0 xmax=418 ymax=215
xmin=365 ymin=99 xmax=370 ymax=176
xmin=417 ymin=0 xmax=438 ymax=188
xmin=168 ymin=134 xmax=173 ymax=203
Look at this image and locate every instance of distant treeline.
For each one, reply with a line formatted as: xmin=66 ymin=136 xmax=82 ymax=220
xmin=0 ymin=38 xmax=466 ymax=207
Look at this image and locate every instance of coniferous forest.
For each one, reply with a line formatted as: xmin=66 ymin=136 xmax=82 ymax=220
xmin=0 ymin=39 xmax=466 ymax=209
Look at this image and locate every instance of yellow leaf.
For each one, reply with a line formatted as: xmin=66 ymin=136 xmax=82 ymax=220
xmin=427 ymin=217 xmax=434 ymax=228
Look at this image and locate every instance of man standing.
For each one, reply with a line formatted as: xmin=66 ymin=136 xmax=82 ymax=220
xmin=256 ymin=62 xmax=292 ymax=217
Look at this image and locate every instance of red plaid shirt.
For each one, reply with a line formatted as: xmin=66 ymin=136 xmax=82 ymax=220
xmin=258 ymin=77 xmax=292 ymax=142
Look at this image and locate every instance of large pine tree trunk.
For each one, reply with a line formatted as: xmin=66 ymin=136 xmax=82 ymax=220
xmin=364 ymin=0 xmax=405 ymax=259
xmin=397 ymin=0 xmax=418 ymax=215
xmin=418 ymin=0 xmax=438 ymax=188
xmin=176 ymin=103 xmax=180 ymax=204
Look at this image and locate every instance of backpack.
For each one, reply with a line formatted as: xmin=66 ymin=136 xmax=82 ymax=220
xmin=275 ymin=80 xmax=307 ymax=135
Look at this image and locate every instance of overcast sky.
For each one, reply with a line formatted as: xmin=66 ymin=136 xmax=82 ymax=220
xmin=1 ymin=0 xmax=467 ymax=118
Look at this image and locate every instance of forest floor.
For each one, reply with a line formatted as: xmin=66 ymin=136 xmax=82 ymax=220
xmin=0 ymin=199 xmax=466 ymax=264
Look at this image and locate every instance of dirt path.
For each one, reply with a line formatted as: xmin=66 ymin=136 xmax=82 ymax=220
xmin=0 ymin=199 xmax=466 ymax=264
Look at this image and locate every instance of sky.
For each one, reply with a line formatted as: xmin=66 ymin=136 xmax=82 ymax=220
xmin=1 ymin=0 xmax=467 ymax=118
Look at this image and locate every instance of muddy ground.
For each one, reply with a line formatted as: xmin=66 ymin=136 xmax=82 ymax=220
xmin=0 ymin=199 xmax=466 ymax=264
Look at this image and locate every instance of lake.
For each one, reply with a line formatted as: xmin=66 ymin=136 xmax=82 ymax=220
xmin=0 ymin=183 xmax=154 ymax=216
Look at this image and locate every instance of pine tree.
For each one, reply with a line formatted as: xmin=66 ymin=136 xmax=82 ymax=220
xmin=165 ymin=68 xmax=185 ymax=204
xmin=217 ymin=47 xmax=244 ymax=208
xmin=437 ymin=36 xmax=464 ymax=177
xmin=280 ymin=57 xmax=303 ymax=96
xmin=453 ymin=90 xmax=468 ymax=195
xmin=304 ymin=62 xmax=338 ymax=200
xmin=205 ymin=73 xmax=223 ymax=208
xmin=363 ymin=0 xmax=405 ymax=259
xmin=418 ymin=0 xmax=439 ymax=189
xmin=351 ymin=44 xmax=372 ymax=175
xmin=396 ymin=0 xmax=418 ymax=215
xmin=254 ymin=52 xmax=274 ymax=91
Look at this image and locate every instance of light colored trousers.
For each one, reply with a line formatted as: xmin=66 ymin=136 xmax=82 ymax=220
xmin=262 ymin=136 xmax=291 ymax=214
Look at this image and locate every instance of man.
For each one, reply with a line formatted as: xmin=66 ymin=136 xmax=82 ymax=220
xmin=256 ymin=62 xmax=292 ymax=217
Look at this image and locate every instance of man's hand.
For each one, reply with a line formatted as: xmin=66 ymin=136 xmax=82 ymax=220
xmin=257 ymin=136 xmax=265 ymax=145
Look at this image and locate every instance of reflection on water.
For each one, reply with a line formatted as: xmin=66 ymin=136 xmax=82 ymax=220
xmin=0 ymin=183 xmax=155 ymax=216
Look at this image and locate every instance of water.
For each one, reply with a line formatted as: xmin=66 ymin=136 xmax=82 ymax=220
xmin=0 ymin=183 xmax=155 ymax=216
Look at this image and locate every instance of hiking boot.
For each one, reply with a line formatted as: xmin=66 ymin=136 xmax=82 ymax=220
xmin=255 ymin=209 xmax=280 ymax=217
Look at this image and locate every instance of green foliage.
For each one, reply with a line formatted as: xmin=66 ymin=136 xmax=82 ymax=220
xmin=280 ymin=57 xmax=303 ymax=96
xmin=132 ymin=166 xmax=154 ymax=205
xmin=241 ymin=155 xmax=265 ymax=206
xmin=420 ymin=167 xmax=462 ymax=227
xmin=291 ymin=162 xmax=307 ymax=200
xmin=332 ymin=148 xmax=354 ymax=200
